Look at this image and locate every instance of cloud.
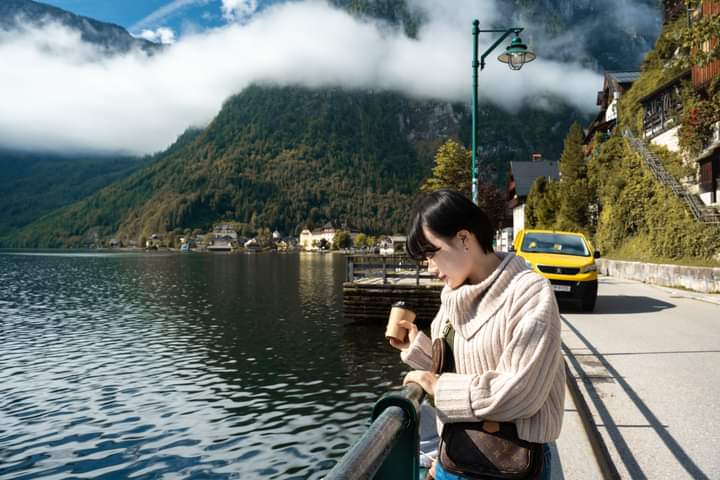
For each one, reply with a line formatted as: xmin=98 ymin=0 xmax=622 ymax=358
xmin=0 ymin=0 xmax=621 ymax=156
xmin=221 ymin=0 xmax=258 ymax=22
xmin=136 ymin=27 xmax=176 ymax=44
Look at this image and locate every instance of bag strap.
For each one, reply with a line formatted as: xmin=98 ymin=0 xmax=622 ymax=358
xmin=441 ymin=321 xmax=455 ymax=358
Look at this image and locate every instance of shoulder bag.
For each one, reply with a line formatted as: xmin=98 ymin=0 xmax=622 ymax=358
xmin=431 ymin=321 xmax=544 ymax=479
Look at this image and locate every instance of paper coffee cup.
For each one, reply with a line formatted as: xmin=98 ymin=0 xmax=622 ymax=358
xmin=385 ymin=301 xmax=416 ymax=343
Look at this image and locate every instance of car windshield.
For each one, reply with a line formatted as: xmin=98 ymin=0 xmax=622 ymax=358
xmin=521 ymin=232 xmax=590 ymax=257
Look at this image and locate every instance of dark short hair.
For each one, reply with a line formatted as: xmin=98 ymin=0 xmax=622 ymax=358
xmin=406 ymin=189 xmax=494 ymax=260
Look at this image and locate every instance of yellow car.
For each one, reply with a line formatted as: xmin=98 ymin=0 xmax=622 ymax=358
xmin=512 ymin=229 xmax=600 ymax=312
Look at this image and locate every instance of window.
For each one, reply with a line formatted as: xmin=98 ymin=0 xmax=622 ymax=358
xmin=521 ymin=233 xmax=590 ymax=257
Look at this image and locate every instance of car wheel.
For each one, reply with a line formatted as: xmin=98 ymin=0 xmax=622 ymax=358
xmin=579 ymin=280 xmax=598 ymax=312
xmin=581 ymin=294 xmax=596 ymax=312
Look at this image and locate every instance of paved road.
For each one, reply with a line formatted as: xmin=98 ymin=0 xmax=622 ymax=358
xmin=560 ymin=276 xmax=720 ymax=479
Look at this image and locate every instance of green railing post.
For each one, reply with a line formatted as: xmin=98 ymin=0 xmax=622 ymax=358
xmin=324 ymin=383 xmax=425 ymax=480
xmin=371 ymin=384 xmax=424 ymax=479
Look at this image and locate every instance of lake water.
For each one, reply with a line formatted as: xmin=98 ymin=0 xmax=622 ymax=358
xmin=0 ymin=251 xmax=409 ymax=479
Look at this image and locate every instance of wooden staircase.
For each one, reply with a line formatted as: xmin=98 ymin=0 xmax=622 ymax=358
xmin=623 ymin=129 xmax=720 ymax=225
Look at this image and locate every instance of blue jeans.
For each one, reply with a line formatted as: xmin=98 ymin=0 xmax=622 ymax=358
xmin=435 ymin=443 xmax=552 ymax=480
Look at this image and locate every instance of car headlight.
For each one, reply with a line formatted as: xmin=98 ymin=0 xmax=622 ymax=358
xmin=579 ymin=264 xmax=597 ymax=273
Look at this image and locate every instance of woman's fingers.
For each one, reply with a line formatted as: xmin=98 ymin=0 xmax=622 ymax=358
xmin=397 ymin=321 xmax=418 ymax=343
xmin=403 ymin=370 xmax=438 ymax=396
xmin=396 ymin=320 xmax=416 ymax=330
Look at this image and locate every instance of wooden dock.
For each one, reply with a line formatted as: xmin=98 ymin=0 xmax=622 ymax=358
xmin=343 ymin=255 xmax=442 ymax=325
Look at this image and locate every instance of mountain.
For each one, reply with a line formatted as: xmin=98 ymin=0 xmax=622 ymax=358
xmin=508 ymin=0 xmax=661 ymax=70
xmin=0 ymin=0 xmax=663 ymax=247
xmin=0 ymin=151 xmax=148 ymax=236
xmin=4 ymin=88 xmax=458 ymax=246
xmin=0 ymin=85 xmax=595 ymax=248
xmin=0 ymin=0 xmax=159 ymax=54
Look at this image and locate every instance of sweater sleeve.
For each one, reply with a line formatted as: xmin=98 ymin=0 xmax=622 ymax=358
xmin=434 ymin=276 xmax=561 ymax=423
xmin=400 ymin=303 xmax=444 ymax=371
xmin=400 ymin=331 xmax=433 ymax=370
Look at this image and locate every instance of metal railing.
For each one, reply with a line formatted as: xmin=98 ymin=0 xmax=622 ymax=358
xmin=325 ymin=383 xmax=426 ymax=480
xmin=346 ymin=255 xmax=435 ymax=285
xmin=623 ymin=129 xmax=720 ymax=224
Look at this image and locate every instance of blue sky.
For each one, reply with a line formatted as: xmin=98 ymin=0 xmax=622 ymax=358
xmin=40 ymin=0 xmax=260 ymax=36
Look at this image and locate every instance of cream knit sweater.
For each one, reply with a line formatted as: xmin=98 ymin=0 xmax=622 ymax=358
xmin=401 ymin=252 xmax=565 ymax=443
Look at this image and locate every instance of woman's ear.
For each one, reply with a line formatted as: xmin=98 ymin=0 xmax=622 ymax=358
xmin=456 ymin=229 xmax=471 ymax=241
xmin=456 ymin=229 xmax=471 ymax=250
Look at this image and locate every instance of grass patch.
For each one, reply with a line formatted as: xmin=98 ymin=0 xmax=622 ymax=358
xmin=606 ymin=236 xmax=720 ymax=268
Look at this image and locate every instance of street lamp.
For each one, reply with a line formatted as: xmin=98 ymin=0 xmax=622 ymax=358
xmin=471 ymin=20 xmax=535 ymax=205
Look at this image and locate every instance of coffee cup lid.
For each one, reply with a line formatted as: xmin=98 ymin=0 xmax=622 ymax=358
xmin=391 ymin=300 xmax=415 ymax=311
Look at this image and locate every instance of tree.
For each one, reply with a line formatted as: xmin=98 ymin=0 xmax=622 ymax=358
xmin=525 ymin=176 xmax=559 ymax=229
xmin=557 ymin=122 xmax=589 ymax=231
xmin=476 ymin=182 xmax=507 ymax=229
xmin=422 ymin=138 xmax=507 ymax=227
xmin=354 ymin=233 xmax=367 ymax=249
xmin=332 ymin=230 xmax=352 ymax=250
xmin=421 ymin=138 xmax=471 ymax=195
xmin=256 ymin=227 xmax=272 ymax=246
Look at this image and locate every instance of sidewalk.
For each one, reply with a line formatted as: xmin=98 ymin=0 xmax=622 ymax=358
xmin=554 ymin=384 xmax=604 ymax=479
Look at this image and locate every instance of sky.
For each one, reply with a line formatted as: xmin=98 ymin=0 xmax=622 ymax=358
xmin=0 ymin=0 xmax=660 ymax=156
xmin=40 ymin=0 xmax=269 ymax=39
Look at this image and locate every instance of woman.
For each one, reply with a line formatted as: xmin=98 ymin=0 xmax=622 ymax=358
xmin=389 ymin=190 xmax=564 ymax=480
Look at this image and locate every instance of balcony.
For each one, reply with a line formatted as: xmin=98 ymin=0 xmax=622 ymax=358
xmin=640 ymin=72 xmax=689 ymax=140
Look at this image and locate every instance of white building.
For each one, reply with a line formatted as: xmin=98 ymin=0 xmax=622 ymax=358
xmin=378 ymin=235 xmax=407 ymax=255
xmin=299 ymin=226 xmax=335 ymax=251
xmin=299 ymin=222 xmax=362 ymax=251
xmin=213 ymin=224 xmax=238 ymax=241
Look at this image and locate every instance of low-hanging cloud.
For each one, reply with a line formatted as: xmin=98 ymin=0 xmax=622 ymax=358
xmin=0 ymin=0 xmax=606 ymax=156
xmin=137 ymin=27 xmax=176 ymax=44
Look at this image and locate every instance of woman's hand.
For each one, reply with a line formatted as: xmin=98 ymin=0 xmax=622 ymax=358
xmin=403 ymin=370 xmax=438 ymax=396
xmin=388 ymin=320 xmax=418 ymax=351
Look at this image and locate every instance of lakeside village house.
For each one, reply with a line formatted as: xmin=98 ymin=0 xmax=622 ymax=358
xmin=298 ymin=221 xmax=407 ymax=253
xmin=123 ymin=222 xmax=404 ymax=253
xmin=135 ymin=224 xmax=287 ymax=251
xmin=502 ymin=0 xmax=720 ymax=247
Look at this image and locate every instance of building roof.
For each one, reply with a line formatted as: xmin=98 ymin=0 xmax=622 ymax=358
xmin=509 ymin=160 xmax=560 ymax=197
xmin=606 ymin=71 xmax=641 ymax=84
xmin=638 ymin=69 xmax=691 ymax=104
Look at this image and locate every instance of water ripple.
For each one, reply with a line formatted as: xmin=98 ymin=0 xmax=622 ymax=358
xmin=0 ymin=251 xmax=409 ymax=479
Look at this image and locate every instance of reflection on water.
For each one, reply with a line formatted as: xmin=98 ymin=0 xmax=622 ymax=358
xmin=0 ymin=251 xmax=408 ymax=479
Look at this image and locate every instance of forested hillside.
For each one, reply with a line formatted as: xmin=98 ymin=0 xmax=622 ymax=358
xmin=0 ymin=152 xmax=148 ymax=237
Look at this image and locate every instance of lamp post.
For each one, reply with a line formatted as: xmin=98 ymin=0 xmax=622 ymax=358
xmin=471 ymin=20 xmax=535 ymax=205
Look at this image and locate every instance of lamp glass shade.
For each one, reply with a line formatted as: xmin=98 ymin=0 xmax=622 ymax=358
xmin=497 ymin=36 xmax=536 ymax=70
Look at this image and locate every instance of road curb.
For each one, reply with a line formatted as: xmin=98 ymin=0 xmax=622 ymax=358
xmin=650 ymin=284 xmax=720 ymax=306
xmin=562 ymin=342 xmax=620 ymax=480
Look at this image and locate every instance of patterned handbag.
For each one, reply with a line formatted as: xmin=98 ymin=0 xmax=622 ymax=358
xmin=431 ymin=322 xmax=544 ymax=479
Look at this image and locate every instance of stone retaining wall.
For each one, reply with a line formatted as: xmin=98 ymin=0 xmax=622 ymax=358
xmin=597 ymin=258 xmax=720 ymax=293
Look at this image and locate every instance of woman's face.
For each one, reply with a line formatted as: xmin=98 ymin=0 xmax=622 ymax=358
xmin=422 ymin=226 xmax=472 ymax=289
